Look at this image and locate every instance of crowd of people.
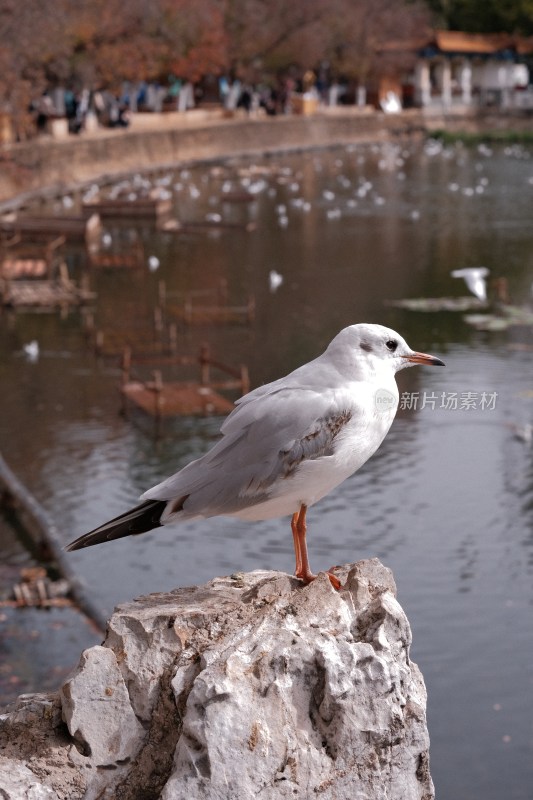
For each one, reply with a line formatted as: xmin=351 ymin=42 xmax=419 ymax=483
xmin=29 ymin=70 xmax=357 ymax=137
xmin=31 ymin=86 xmax=132 ymax=135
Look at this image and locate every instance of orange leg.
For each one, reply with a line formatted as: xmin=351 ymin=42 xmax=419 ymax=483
xmin=291 ymin=504 xmax=341 ymax=590
xmin=291 ymin=510 xmax=303 ymax=576
xmin=292 ymin=504 xmax=314 ymax=583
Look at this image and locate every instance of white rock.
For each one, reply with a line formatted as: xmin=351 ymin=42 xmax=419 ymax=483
xmin=0 ymin=694 xmax=86 ymax=799
xmin=0 ymin=560 xmax=433 ymax=800
xmin=0 ymin=758 xmax=59 ymax=799
xmin=60 ymin=646 xmax=145 ymax=766
xmin=162 ymin=562 xmax=431 ymax=800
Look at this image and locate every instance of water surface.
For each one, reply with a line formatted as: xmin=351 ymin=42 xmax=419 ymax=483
xmin=1 ymin=139 xmax=532 ymax=799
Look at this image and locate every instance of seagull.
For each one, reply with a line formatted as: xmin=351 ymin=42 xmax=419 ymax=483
xmin=22 ymin=340 xmax=40 ymax=363
xmin=66 ymin=324 xmax=444 ymax=587
xmin=451 ymin=267 xmax=489 ymax=302
xmin=269 ymin=270 xmax=284 ymax=292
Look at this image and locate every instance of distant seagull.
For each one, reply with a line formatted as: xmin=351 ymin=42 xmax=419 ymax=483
xmin=247 ymin=179 xmax=268 ymax=195
xmin=147 ymin=255 xmax=160 ymax=272
xmin=66 ymin=323 xmax=444 ymax=589
xmin=23 ymin=340 xmax=39 ymax=363
xmin=269 ymin=270 xmax=284 ymax=292
xmin=451 ymin=267 xmax=489 ymax=302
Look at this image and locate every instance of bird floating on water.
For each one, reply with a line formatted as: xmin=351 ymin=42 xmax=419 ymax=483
xmin=66 ymin=324 xmax=445 ymax=587
xmin=23 ymin=340 xmax=39 ymax=363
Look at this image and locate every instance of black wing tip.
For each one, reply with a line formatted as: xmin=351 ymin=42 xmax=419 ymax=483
xmin=64 ymin=539 xmax=84 ymax=552
xmin=65 ymin=499 xmax=167 ymax=552
xmin=64 ymin=534 xmax=104 ymax=552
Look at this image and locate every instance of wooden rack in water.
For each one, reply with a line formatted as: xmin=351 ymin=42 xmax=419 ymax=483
xmin=88 ymin=239 xmax=145 ymax=270
xmin=0 ymin=212 xmax=102 ymax=246
xmin=0 ymin=233 xmax=65 ymax=280
xmin=83 ymin=195 xmax=172 ymax=221
xmin=120 ymin=343 xmax=249 ymax=420
xmin=160 ymin=218 xmax=257 ymax=234
xmin=0 ymin=232 xmax=95 ymax=311
xmin=158 ymin=279 xmax=255 ymax=326
xmin=0 ymin=269 xmax=94 ymax=311
xmin=86 ymin=306 xmax=173 ymax=358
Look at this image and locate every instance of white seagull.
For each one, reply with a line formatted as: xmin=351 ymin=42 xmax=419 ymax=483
xmin=23 ymin=340 xmax=40 ymax=363
xmin=66 ymin=324 xmax=444 ymax=587
xmin=269 ymin=269 xmax=284 ymax=292
xmin=451 ymin=267 xmax=489 ymax=302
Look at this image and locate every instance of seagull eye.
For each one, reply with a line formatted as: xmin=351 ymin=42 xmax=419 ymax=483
xmin=385 ymin=339 xmax=398 ymax=352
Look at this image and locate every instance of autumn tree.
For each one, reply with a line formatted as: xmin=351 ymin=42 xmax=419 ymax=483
xmin=221 ymin=0 xmax=430 ymax=93
xmin=6 ymin=0 xmax=526 ymax=142
xmin=223 ymin=0 xmax=331 ymax=79
xmin=68 ymin=0 xmax=228 ymax=87
xmin=1 ymin=0 xmax=430 ymax=132
xmin=0 ymin=0 xmax=73 ymax=137
xmin=164 ymin=0 xmax=228 ymax=83
xmin=318 ymin=0 xmax=431 ymax=95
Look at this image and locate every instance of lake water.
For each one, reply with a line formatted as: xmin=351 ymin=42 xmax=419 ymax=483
xmin=1 ymin=138 xmax=532 ymax=799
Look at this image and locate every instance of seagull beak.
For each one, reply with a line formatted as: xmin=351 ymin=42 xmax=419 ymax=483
xmin=402 ymin=351 xmax=445 ymax=367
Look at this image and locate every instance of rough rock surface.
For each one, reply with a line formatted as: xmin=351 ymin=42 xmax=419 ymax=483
xmin=0 ymin=559 xmax=434 ymax=800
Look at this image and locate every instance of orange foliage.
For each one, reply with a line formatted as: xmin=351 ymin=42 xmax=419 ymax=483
xmin=0 ymin=0 xmax=430 ymax=133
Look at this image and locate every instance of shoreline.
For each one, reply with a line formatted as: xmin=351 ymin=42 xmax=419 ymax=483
xmin=1 ymin=106 xmax=532 ymax=210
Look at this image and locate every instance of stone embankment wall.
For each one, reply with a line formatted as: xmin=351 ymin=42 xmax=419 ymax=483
xmin=0 ymin=108 xmax=429 ymax=207
xmin=2 ymin=106 xmax=529 ymax=207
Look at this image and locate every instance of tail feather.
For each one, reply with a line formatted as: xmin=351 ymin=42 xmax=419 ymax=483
xmin=65 ymin=499 xmax=167 ymax=552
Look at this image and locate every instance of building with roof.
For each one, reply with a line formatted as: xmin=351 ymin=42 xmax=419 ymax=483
xmin=412 ymin=30 xmax=533 ymax=111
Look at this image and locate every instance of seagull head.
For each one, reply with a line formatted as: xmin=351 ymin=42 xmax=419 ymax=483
xmin=326 ymin=323 xmax=445 ymax=377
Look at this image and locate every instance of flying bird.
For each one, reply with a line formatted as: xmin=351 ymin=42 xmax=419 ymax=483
xmin=66 ymin=324 xmax=444 ymax=587
xmin=451 ymin=267 xmax=489 ymax=302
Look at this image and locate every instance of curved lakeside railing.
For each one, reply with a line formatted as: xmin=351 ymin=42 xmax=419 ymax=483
xmin=0 ymin=452 xmax=107 ymax=633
